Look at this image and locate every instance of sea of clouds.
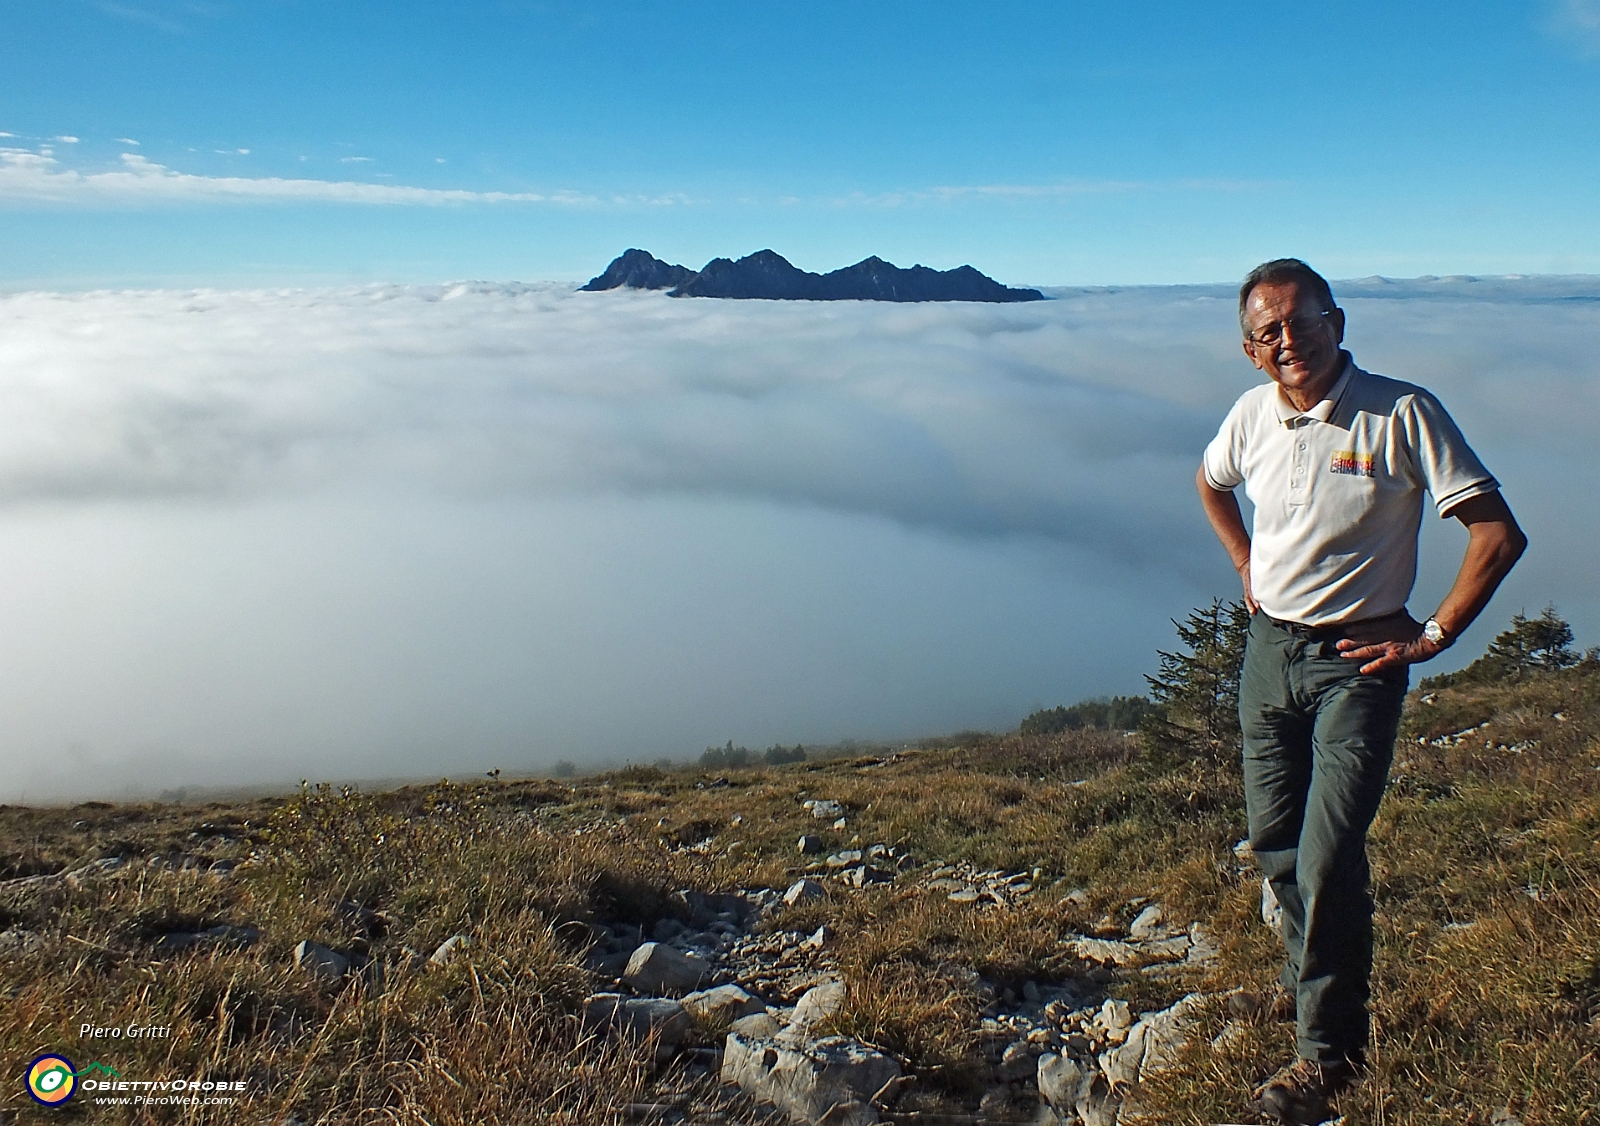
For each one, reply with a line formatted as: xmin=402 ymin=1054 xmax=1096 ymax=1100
xmin=1 ymin=276 xmax=1595 ymax=801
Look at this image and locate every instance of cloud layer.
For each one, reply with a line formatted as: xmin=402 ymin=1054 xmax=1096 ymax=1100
xmin=0 ymin=150 xmax=594 ymax=206
xmin=0 ymin=276 xmax=1595 ymax=800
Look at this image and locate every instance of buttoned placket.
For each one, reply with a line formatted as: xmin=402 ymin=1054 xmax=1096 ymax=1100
xmin=1288 ymin=416 xmax=1311 ymax=507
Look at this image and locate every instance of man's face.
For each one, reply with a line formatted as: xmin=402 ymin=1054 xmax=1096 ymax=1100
xmin=1241 ymin=280 xmax=1346 ymax=398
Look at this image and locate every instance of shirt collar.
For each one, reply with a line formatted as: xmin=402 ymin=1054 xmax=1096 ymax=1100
xmin=1273 ymin=354 xmax=1354 ymax=426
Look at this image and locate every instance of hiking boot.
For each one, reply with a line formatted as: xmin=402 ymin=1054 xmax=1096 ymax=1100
xmin=1250 ymin=1057 xmax=1361 ymax=1125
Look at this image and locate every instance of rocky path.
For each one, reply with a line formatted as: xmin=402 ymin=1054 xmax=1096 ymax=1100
xmin=567 ymin=831 xmax=1261 ymax=1126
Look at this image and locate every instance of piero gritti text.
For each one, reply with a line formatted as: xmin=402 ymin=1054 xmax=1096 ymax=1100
xmin=81 ymin=1023 xmax=172 ymax=1040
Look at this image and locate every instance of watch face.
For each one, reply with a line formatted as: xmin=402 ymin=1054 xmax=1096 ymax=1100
xmin=1424 ymin=620 xmax=1444 ymax=643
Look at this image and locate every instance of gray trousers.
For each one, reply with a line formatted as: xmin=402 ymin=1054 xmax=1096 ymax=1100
xmin=1239 ymin=610 xmax=1408 ymax=1065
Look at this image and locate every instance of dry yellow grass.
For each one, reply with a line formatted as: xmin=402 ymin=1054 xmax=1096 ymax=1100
xmin=2 ymin=662 xmax=1595 ymax=1124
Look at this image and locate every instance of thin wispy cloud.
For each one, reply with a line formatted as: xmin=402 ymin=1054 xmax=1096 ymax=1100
xmin=115 ymin=137 xmax=141 ymax=146
xmin=93 ymin=1 xmax=191 ymax=35
xmin=828 ymin=178 xmax=1279 ymax=208
xmin=54 ymin=135 xmax=80 ymax=143
xmin=0 ymin=149 xmax=597 ymax=206
xmin=1549 ymin=0 xmax=1600 ymax=53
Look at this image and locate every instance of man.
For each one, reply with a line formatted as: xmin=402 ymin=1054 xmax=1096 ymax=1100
xmin=1198 ymin=259 xmax=1526 ymax=1124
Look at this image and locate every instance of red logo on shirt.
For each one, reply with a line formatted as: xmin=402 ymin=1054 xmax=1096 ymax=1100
xmin=1330 ymin=450 xmax=1375 ymax=477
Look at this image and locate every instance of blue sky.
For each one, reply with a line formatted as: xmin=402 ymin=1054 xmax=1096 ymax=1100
xmin=6 ymin=0 xmax=1600 ymax=288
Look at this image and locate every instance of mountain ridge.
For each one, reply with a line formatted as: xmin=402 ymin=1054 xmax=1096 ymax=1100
xmin=580 ymin=248 xmax=1045 ymax=303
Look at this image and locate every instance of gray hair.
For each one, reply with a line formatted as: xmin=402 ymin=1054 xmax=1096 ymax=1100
xmin=1238 ymin=259 xmax=1337 ymax=335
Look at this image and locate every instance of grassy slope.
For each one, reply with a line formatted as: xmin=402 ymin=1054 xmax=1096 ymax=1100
xmin=2 ymin=667 xmax=1596 ymax=1125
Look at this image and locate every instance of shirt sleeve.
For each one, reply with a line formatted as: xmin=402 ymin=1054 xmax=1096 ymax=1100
xmin=1202 ymin=398 xmax=1247 ymax=490
xmin=1400 ymin=390 xmax=1499 ymax=515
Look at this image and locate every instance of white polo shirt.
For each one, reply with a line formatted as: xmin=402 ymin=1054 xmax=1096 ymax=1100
xmin=1203 ymin=357 xmax=1498 ymax=626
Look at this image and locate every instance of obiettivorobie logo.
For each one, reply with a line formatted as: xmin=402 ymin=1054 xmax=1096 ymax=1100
xmin=26 ymin=1055 xmax=121 ymax=1106
xmin=24 ymin=1053 xmax=249 ymax=1108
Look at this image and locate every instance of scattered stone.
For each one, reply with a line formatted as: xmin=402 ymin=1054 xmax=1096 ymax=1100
xmin=584 ymin=993 xmax=693 ymax=1053
xmin=154 ymin=924 xmax=259 ymax=955
xmin=429 ymin=934 xmax=473 ymax=967
xmin=294 ymin=940 xmax=350 ymax=984
xmin=682 ymin=984 xmax=767 ymax=1023
xmin=1098 ymin=999 xmax=1132 ymax=1032
xmin=1210 ymin=1021 xmax=1249 ymax=1052
xmin=803 ymin=800 xmax=844 ymax=820
xmin=789 ymin=981 xmax=847 ymax=1031
xmin=798 ymin=835 xmax=825 ymax=854
xmin=1262 ymin=877 xmax=1283 ymax=931
xmin=1127 ymin=904 xmax=1166 ymax=940
xmin=1101 ymin=993 xmax=1206 ymax=1088
xmin=623 ymin=942 xmax=712 ymax=996
xmin=999 ymin=1040 xmax=1041 ymax=1080
xmin=722 ymin=1031 xmax=900 ymax=1126
xmin=0 ymin=928 xmax=45 ymax=956
xmin=947 ymin=887 xmax=980 ymax=904
xmin=1226 ymin=990 xmax=1266 ymax=1019
xmin=1066 ymin=936 xmax=1141 ymax=966
xmin=1037 ymin=1051 xmax=1085 ymax=1108
xmin=1039 ymin=1052 xmax=1117 ymax=1125
xmin=826 ymin=850 xmax=864 ymax=869
xmin=841 ymin=866 xmax=892 ymax=889
xmin=801 ymin=925 xmax=831 ymax=950
xmin=1186 ymin=923 xmax=1220 ymax=965
xmin=62 ymin=856 xmax=127 ymax=886
xmin=784 ymin=878 xmax=825 ymax=907
xmin=832 ymin=817 xmax=848 ymax=831
xmin=730 ymin=1011 xmax=782 ymax=1039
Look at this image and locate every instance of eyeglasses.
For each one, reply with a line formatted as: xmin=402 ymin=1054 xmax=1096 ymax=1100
xmin=1245 ymin=310 xmax=1334 ymax=347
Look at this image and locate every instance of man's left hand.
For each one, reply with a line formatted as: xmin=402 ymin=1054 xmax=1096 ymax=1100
xmin=1335 ymin=619 xmax=1446 ymax=675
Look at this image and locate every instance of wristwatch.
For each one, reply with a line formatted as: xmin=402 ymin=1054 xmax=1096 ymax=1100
xmin=1422 ymin=618 xmax=1447 ymax=645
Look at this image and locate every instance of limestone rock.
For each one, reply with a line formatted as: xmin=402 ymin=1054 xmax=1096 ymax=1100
xmin=1036 ymin=1051 xmax=1085 ymax=1109
xmin=784 ymin=878 xmax=825 ymax=907
xmin=999 ymin=1039 xmax=1041 ymax=1080
xmin=1038 ymin=1052 xmax=1118 ymax=1125
xmin=294 ymin=940 xmax=350 ymax=984
xmin=583 ymin=993 xmax=693 ymax=1048
xmin=1067 ymin=936 xmax=1141 ymax=966
xmin=1262 ymin=877 xmax=1283 ymax=931
xmin=798 ymin=834 xmax=825 ymax=854
xmin=1127 ymin=904 xmax=1166 ymax=940
xmin=722 ymin=1031 xmax=900 ymax=1126
xmin=154 ymin=924 xmax=259 ymax=955
xmin=789 ymin=980 xmax=847 ymax=1031
xmin=623 ymin=941 xmax=711 ymax=996
xmin=429 ymin=934 xmax=472 ymax=967
xmin=682 ymin=983 xmax=767 ymax=1023
xmin=730 ymin=1011 xmax=782 ymax=1038
xmin=0 ymin=928 xmax=45 ymax=956
xmin=1102 ymin=992 xmax=1207 ymax=1087
xmin=1186 ymin=923 xmax=1220 ymax=965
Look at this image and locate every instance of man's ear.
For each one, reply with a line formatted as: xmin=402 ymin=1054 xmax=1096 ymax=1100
xmin=1328 ymin=306 xmax=1346 ymax=346
xmin=1242 ymin=338 xmax=1266 ymax=371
